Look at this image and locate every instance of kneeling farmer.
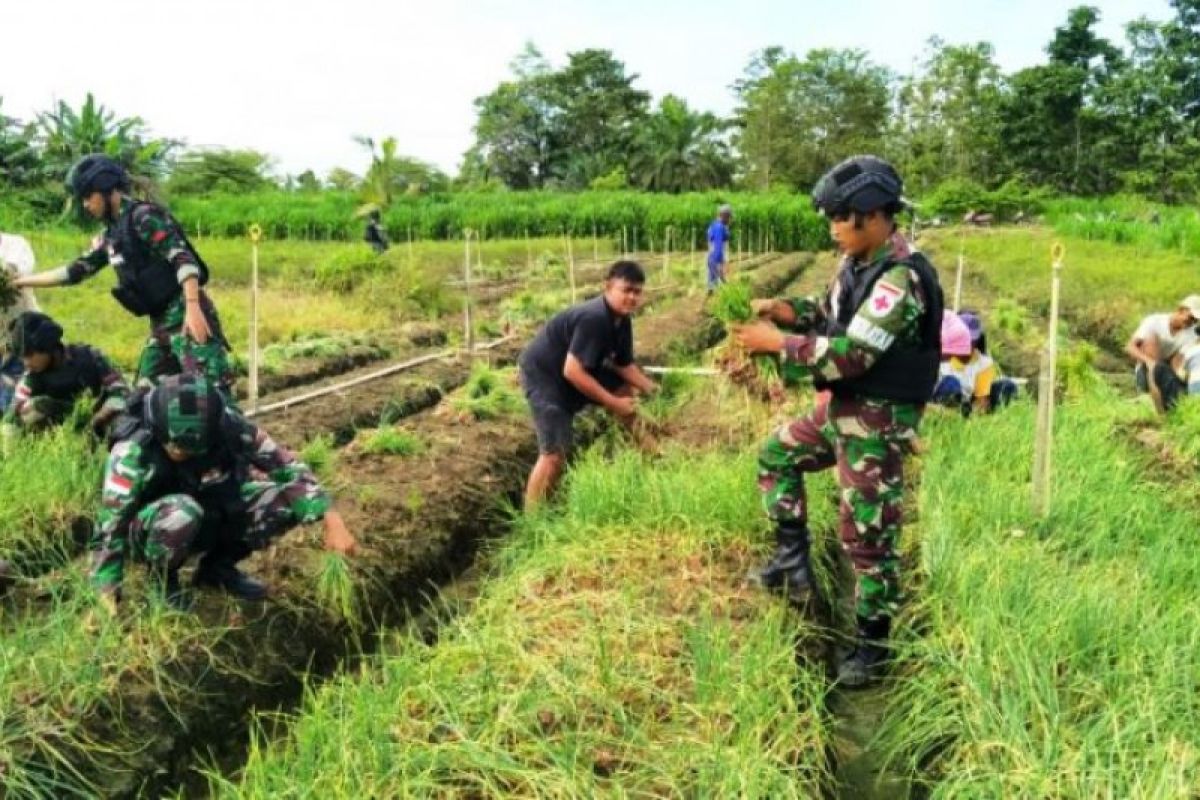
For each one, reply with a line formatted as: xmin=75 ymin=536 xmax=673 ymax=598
xmin=92 ymin=374 xmax=357 ymax=608
xmin=5 ymin=311 xmax=130 ymax=436
xmin=734 ymin=155 xmax=943 ymax=688
xmin=519 ymin=261 xmax=658 ymax=507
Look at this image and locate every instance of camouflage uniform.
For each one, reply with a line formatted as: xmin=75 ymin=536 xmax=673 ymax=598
xmin=6 ymin=344 xmax=129 ymax=433
xmin=759 ymin=232 xmax=933 ymax=621
xmin=64 ymin=197 xmax=234 ymax=396
xmin=90 ymin=407 xmax=329 ymax=596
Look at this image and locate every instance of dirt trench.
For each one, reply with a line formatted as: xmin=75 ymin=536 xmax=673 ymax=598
xmin=35 ymin=254 xmax=813 ymax=797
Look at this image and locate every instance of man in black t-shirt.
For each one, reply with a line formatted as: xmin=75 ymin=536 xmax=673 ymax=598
xmin=519 ymin=261 xmax=658 ymax=507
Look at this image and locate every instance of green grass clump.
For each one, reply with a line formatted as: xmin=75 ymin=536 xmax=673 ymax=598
xmin=357 ymin=426 xmax=424 ymax=457
xmin=877 ymin=384 xmax=1200 ymax=797
xmin=298 ymin=434 xmax=338 ymax=483
xmin=449 ymin=365 xmax=524 ymax=421
xmin=214 ymin=449 xmax=834 ymax=797
xmin=709 ymin=278 xmax=754 ymax=324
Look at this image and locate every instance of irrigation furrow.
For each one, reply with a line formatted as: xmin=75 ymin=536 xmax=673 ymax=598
xmin=13 ymin=253 xmax=815 ymax=797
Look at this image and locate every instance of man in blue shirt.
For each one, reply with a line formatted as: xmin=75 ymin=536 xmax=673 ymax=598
xmin=706 ymin=204 xmax=733 ymax=292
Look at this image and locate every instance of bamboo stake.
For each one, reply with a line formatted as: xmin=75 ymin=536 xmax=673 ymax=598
xmin=245 ymin=336 xmax=514 ymax=418
xmin=566 ymin=231 xmax=577 ymax=303
xmin=953 ymin=253 xmax=965 ymax=312
xmin=407 ymin=225 xmax=414 ymax=267
xmin=662 ymin=225 xmax=672 ymax=279
xmin=247 ymin=223 xmax=262 ymax=412
xmin=525 ymin=229 xmax=533 ymax=272
xmin=1032 ymin=242 xmax=1065 ymax=516
xmin=592 ymin=220 xmax=599 ymax=263
xmin=621 ymin=225 xmax=628 ymax=257
xmin=463 ymin=230 xmax=475 ymax=358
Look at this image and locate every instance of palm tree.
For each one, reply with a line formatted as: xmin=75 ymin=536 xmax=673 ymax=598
xmin=631 ymin=95 xmax=733 ymax=192
xmin=36 ymin=93 xmax=176 ymax=182
xmin=353 ymin=135 xmax=448 ymax=211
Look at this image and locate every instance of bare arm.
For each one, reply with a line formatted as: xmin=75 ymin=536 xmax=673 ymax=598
xmin=1126 ymin=335 xmax=1157 ymax=366
xmin=614 ymin=363 xmax=657 ymax=394
xmin=563 ymin=353 xmax=629 ymax=414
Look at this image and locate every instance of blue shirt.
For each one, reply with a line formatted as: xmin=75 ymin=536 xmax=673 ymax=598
xmin=707 ymin=220 xmax=729 ymax=264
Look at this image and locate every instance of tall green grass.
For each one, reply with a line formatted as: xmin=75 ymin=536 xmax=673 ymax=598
xmin=154 ymin=190 xmax=829 ymax=251
xmin=213 ymin=448 xmax=836 ymax=798
xmin=878 ymin=385 xmax=1200 ymax=796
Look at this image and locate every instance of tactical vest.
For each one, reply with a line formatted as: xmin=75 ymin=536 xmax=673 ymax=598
xmin=130 ymin=418 xmax=250 ymax=523
xmin=26 ymin=345 xmax=107 ymax=402
xmin=814 ymin=252 xmax=944 ymax=403
xmin=110 ymin=202 xmax=210 ymax=318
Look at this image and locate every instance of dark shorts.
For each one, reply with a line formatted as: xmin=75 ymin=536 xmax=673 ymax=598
xmin=520 ymin=366 xmax=623 ymax=455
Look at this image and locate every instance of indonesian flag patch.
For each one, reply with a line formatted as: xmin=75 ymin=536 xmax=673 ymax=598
xmin=867 ymin=280 xmax=903 ymax=318
xmin=105 ymin=473 xmax=133 ymax=497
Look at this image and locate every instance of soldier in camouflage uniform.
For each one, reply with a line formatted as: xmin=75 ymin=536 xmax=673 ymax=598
xmin=91 ymin=374 xmax=356 ymax=608
xmin=734 ymin=155 xmax=943 ymax=688
xmin=3 ymin=311 xmax=130 ymax=436
xmin=14 ymin=155 xmax=235 ymax=399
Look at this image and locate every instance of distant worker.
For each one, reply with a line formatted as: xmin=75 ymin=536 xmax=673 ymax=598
xmin=932 ymin=310 xmax=1018 ymax=416
xmin=518 ymin=261 xmax=658 ymax=508
xmin=4 ymin=311 xmax=129 ymax=437
xmin=364 ymin=209 xmax=389 ymax=254
xmin=706 ymin=204 xmax=733 ymax=293
xmin=13 ymin=155 xmax=234 ymax=399
xmin=0 ymin=231 xmax=41 ymax=411
xmin=733 ymin=155 xmax=944 ymax=689
xmin=92 ymin=374 xmax=357 ymax=610
xmin=1125 ymin=296 xmax=1200 ymax=413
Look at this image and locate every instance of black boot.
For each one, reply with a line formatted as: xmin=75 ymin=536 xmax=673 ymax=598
xmin=194 ymin=546 xmax=268 ymax=601
xmin=0 ymin=558 xmax=13 ymax=596
xmin=838 ymin=615 xmax=892 ymax=689
xmin=754 ymin=522 xmax=814 ymax=601
xmin=152 ymin=566 xmax=192 ymax=611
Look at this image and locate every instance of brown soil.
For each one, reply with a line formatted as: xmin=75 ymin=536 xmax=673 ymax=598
xmin=27 ymin=255 xmax=816 ymax=798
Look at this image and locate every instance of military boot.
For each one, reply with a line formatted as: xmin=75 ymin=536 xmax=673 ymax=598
xmin=753 ymin=521 xmax=814 ymax=602
xmin=152 ymin=566 xmax=192 ymax=611
xmin=0 ymin=558 xmax=13 ymax=595
xmin=837 ymin=615 xmax=892 ymax=689
xmin=193 ymin=545 xmax=268 ymax=601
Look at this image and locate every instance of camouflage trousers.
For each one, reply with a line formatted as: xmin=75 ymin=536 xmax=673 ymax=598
xmin=758 ymin=393 xmax=921 ymax=621
xmin=130 ymin=475 xmax=330 ymax=571
xmin=136 ymin=292 xmax=235 ymax=402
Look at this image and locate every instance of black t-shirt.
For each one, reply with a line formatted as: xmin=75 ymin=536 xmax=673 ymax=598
xmin=519 ymin=295 xmax=634 ymax=412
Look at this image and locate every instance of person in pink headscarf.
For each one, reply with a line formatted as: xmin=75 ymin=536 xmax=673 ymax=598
xmin=932 ymin=310 xmax=1017 ymax=416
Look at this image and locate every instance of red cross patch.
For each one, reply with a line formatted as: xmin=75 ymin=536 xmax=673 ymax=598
xmin=867 ymin=280 xmax=903 ymax=317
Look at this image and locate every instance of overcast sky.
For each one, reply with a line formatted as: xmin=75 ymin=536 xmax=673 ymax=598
xmin=1 ymin=0 xmax=1172 ymax=178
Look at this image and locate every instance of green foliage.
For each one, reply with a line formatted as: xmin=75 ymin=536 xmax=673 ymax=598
xmin=733 ymin=46 xmax=891 ymax=191
xmin=449 ymin=365 xmax=525 ymax=420
xmin=878 ymin=386 xmax=1200 ymax=797
xmin=166 ymin=149 xmax=276 ymax=196
xmin=216 ymin=450 xmax=833 ymax=797
xmin=166 ymin=189 xmax=831 ymax=251
xmin=918 ymin=177 xmax=1053 ymax=220
xmin=357 ymin=426 xmax=424 ymax=456
xmin=708 ymin=279 xmax=754 ymax=324
xmin=299 ymin=434 xmax=338 ymax=483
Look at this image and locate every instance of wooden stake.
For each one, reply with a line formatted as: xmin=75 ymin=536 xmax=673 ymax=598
xmin=592 ymin=220 xmax=599 ymax=263
xmin=407 ymin=225 xmax=414 ymax=267
xmin=247 ymin=224 xmax=263 ymax=412
xmin=1032 ymin=242 xmax=1065 ymax=516
xmin=621 ymin=225 xmax=628 ymax=256
xmin=953 ymin=253 xmax=965 ymax=312
xmin=662 ymin=225 xmax=672 ymax=279
xmin=463 ymin=230 xmax=475 ymax=358
xmin=566 ymin=231 xmax=577 ymax=303
xmin=525 ymin=229 xmax=533 ymax=272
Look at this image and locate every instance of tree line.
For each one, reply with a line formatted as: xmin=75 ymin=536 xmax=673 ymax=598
xmin=3 ymin=2 xmax=1200 ymax=224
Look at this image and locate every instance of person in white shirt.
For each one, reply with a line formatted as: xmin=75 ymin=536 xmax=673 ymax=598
xmin=0 ymin=232 xmax=41 ymax=411
xmin=1126 ymin=295 xmax=1200 ymax=413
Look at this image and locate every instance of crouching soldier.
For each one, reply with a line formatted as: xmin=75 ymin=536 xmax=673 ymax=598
xmin=734 ymin=155 xmax=944 ymax=688
xmin=91 ymin=373 xmax=356 ymax=609
xmin=4 ymin=311 xmax=129 ymax=437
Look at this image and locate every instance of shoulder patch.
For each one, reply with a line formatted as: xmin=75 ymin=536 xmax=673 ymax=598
xmin=866 ymin=280 xmax=904 ymax=318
